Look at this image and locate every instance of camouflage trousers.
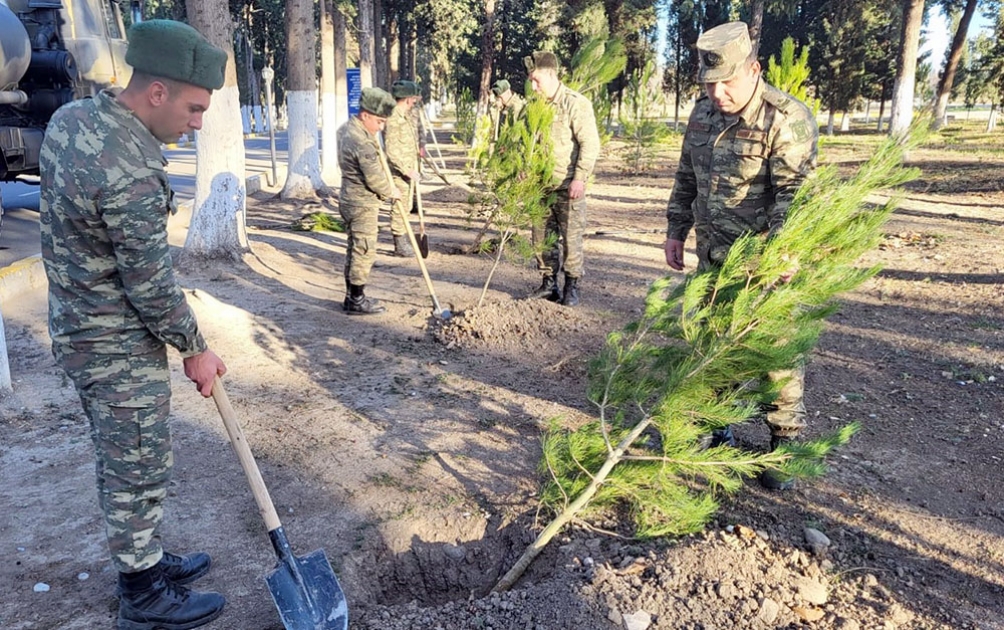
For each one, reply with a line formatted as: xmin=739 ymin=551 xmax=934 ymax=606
xmin=532 ymin=189 xmax=587 ymax=279
xmin=765 ymin=363 xmax=807 ymax=437
xmin=56 ymin=345 xmax=172 ymax=573
xmin=389 ymin=178 xmax=411 ymax=237
xmin=340 ymin=202 xmax=380 ymax=286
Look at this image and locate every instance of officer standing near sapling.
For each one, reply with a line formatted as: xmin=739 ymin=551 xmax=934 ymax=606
xmin=39 ymin=20 xmax=229 ymax=629
xmin=525 ymin=51 xmax=600 ymax=307
xmin=663 ymin=22 xmax=819 ymax=490
xmin=489 ymin=79 xmax=526 ymax=144
xmin=385 ymin=79 xmax=422 ymax=255
xmin=337 ymin=87 xmax=401 ymax=315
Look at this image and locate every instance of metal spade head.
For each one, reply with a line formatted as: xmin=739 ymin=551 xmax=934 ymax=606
xmin=418 ymin=233 xmax=429 ymax=259
xmin=266 ymin=529 xmax=348 ymax=630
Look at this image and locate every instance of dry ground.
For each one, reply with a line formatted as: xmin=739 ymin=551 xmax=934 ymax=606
xmin=1 ymin=122 xmax=1003 ymax=630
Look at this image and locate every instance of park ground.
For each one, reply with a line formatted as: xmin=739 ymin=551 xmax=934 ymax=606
xmin=1 ymin=121 xmax=1003 ymax=629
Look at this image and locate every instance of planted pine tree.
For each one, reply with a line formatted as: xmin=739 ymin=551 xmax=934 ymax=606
xmin=494 ymin=129 xmax=922 ymax=592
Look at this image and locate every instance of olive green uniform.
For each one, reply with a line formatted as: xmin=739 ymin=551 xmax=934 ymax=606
xmin=338 ymin=116 xmax=399 ymax=285
xmin=39 ymin=89 xmax=207 ymax=572
xmin=489 ymin=92 xmax=526 ymax=142
xmin=532 ymin=82 xmax=600 ymax=279
xmin=385 ymin=102 xmax=419 ymax=235
xmin=666 ymin=78 xmax=818 ymax=435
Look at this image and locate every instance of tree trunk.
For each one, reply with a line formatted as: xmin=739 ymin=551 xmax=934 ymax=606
xmin=931 ymin=0 xmax=979 ymax=130
xmin=889 ymin=0 xmax=924 ymax=136
xmin=988 ymin=103 xmax=999 ymax=133
xmin=183 ymin=0 xmax=250 ymax=261
xmin=320 ymin=0 xmax=339 ymax=186
xmin=827 ymin=109 xmax=835 ymax=136
xmin=374 ymin=0 xmax=386 ymax=87
xmin=281 ymin=0 xmax=325 ymax=199
xmin=749 ymin=0 xmax=765 ymax=55
xmin=335 ymin=7 xmax=349 ymax=132
xmin=358 ymin=0 xmax=374 ymax=88
xmin=864 ymin=99 xmax=871 ymax=124
xmin=477 ymin=0 xmax=497 ymax=117
xmin=0 ymin=310 xmax=11 ymax=393
xmin=840 ymin=111 xmax=850 ymax=132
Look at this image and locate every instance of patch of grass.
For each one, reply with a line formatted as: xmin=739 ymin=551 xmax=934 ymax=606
xmin=291 ymin=212 xmax=345 ymax=233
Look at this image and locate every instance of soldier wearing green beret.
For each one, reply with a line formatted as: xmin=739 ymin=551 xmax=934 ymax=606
xmin=525 ymin=51 xmax=600 ymax=307
xmin=39 ymin=19 xmax=229 ymax=629
xmin=488 ymin=79 xmax=526 ymax=145
xmin=663 ymin=21 xmax=819 ymax=490
xmin=385 ymin=80 xmax=422 ymax=256
xmin=337 ymin=86 xmax=401 ymax=315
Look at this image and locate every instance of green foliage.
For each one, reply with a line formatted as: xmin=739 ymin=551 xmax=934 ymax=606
xmin=566 ymin=36 xmax=627 ymax=143
xmin=292 ymin=212 xmax=345 ymax=233
xmin=618 ymin=59 xmax=672 ymax=172
xmin=466 ymin=95 xmax=556 ymax=303
xmin=452 ymin=87 xmax=478 ymax=145
xmin=767 ymin=38 xmax=821 ymax=115
xmin=539 ymin=128 xmax=924 ymax=539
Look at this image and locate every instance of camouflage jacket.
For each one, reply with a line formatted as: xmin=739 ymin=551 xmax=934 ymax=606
xmin=385 ymin=102 xmax=419 ymax=190
xmin=338 ymin=116 xmax=398 ymax=207
xmin=490 ymin=93 xmax=526 ymax=141
xmin=546 ymin=83 xmax=600 ymax=190
xmin=666 ymin=80 xmax=818 ymax=265
xmin=39 ymin=89 xmax=207 ymax=358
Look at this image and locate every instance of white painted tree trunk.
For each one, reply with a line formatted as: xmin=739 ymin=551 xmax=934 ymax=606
xmin=988 ymin=105 xmax=998 ymax=133
xmin=0 ymin=310 xmax=11 ymax=393
xmin=240 ymin=105 xmax=252 ymax=134
xmin=184 ymin=0 xmax=250 ymax=261
xmin=889 ymin=0 xmax=924 ymax=136
xmin=184 ymin=84 xmax=250 ymax=260
xmin=864 ymin=100 xmax=871 ymax=124
xmin=840 ymin=111 xmax=850 ymax=132
xmin=826 ymin=110 xmax=835 ymax=136
xmin=282 ymin=90 xmax=324 ymax=198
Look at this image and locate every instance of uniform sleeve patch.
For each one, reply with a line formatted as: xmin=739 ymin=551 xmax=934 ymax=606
xmin=790 ymin=120 xmax=809 ymax=142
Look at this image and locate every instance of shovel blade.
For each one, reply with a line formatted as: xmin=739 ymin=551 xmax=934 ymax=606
xmin=266 ymin=548 xmax=347 ymax=630
xmin=418 ymin=233 xmax=429 ymax=259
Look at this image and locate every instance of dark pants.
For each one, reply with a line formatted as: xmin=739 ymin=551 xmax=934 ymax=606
xmin=532 ymin=189 xmax=586 ymax=279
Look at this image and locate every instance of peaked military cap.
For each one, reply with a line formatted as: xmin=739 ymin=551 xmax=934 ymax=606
xmin=491 ymin=79 xmax=510 ymax=96
xmin=126 ymin=20 xmax=227 ymax=91
xmin=391 ymin=80 xmax=420 ymax=99
xmin=697 ymin=21 xmax=753 ymax=83
xmin=360 ymin=87 xmax=396 ymax=118
xmin=523 ymin=51 xmax=558 ymax=73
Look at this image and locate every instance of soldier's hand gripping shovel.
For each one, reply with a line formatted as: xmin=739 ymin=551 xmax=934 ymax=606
xmin=378 ymin=146 xmax=451 ymax=320
xmin=413 ymin=181 xmax=430 ymax=259
xmin=211 ymin=377 xmax=348 ymax=630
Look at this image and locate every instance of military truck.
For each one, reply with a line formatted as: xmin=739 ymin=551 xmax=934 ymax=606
xmin=0 ymin=0 xmax=135 ymax=238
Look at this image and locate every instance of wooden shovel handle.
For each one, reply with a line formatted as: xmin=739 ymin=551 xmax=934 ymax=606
xmin=211 ymin=376 xmax=282 ymax=532
xmin=414 ymin=179 xmax=426 ymax=233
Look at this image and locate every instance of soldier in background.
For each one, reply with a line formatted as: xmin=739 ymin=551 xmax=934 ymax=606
xmin=337 ymin=87 xmax=401 ymax=315
xmin=664 ymin=22 xmax=819 ymax=490
xmin=39 ymin=20 xmax=229 ymax=629
xmin=489 ymin=79 xmax=526 ymax=144
xmin=385 ymin=79 xmax=422 ymax=255
xmin=525 ymin=51 xmax=600 ymax=307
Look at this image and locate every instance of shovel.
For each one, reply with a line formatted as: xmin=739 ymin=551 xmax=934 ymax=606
xmin=211 ymin=377 xmax=348 ymax=630
xmin=413 ymin=181 xmax=429 ymax=259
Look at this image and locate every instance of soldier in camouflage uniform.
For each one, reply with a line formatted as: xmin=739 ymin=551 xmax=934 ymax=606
xmin=385 ymin=80 xmax=422 ymax=257
xmin=489 ymin=79 xmax=526 ymax=145
xmin=39 ymin=20 xmax=229 ymax=629
xmin=525 ymin=51 xmax=601 ymax=307
xmin=337 ymin=87 xmax=401 ymax=315
xmin=664 ymin=22 xmax=819 ymax=490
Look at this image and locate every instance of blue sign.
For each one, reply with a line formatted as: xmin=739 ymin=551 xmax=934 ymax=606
xmin=347 ymin=68 xmax=361 ymax=117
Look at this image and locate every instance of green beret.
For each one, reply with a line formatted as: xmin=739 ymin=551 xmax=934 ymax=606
xmin=127 ymin=20 xmax=227 ymax=91
xmin=360 ymin=87 xmax=396 ymax=118
xmin=491 ymin=79 xmax=510 ymax=96
xmin=391 ymin=80 xmax=420 ymax=99
xmin=523 ymin=51 xmax=558 ymax=73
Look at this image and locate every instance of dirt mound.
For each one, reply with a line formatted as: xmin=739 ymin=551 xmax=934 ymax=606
xmin=434 ymin=298 xmax=593 ymax=350
xmin=421 ymin=184 xmax=477 ymax=204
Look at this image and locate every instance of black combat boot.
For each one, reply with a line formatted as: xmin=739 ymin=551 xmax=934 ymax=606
xmin=159 ymin=551 xmax=211 ymax=585
xmin=561 ymin=274 xmax=579 ymax=307
xmin=531 ymin=274 xmax=561 ymax=301
xmin=392 ymin=235 xmax=414 ymax=257
xmin=118 ymin=563 xmax=225 ymax=630
xmin=760 ymin=435 xmax=796 ymax=490
xmin=344 ymin=284 xmax=386 ymax=315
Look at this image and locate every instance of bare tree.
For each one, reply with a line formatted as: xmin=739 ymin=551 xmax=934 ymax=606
xmin=932 ymin=0 xmax=980 ymax=130
xmin=183 ymin=0 xmax=250 ymax=260
xmin=281 ymin=0 xmax=325 ymax=199
xmin=320 ymin=0 xmax=340 ymax=186
xmin=889 ymin=0 xmax=925 ymax=135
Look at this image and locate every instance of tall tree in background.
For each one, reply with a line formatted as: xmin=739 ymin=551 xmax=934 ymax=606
xmin=889 ymin=0 xmax=925 ymax=135
xmin=359 ymin=0 xmax=375 ymax=87
xmin=281 ymin=0 xmax=325 ymax=199
xmin=931 ymin=0 xmax=981 ymax=129
xmin=321 ymin=0 xmax=340 ymax=186
xmin=811 ymin=0 xmax=872 ymax=135
xmin=183 ymin=0 xmax=250 ymax=260
xmin=664 ymin=0 xmax=701 ymax=128
xmin=477 ymin=0 xmax=498 ymax=115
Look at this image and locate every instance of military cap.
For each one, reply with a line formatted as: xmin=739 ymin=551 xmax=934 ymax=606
xmin=126 ymin=20 xmax=227 ymax=91
xmin=523 ymin=51 xmax=558 ymax=73
xmin=491 ymin=79 xmax=510 ymax=96
xmin=696 ymin=22 xmax=753 ymax=83
xmin=391 ymin=80 xmax=420 ymax=99
xmin=360 ymin=87 xmax=396 ymax=118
